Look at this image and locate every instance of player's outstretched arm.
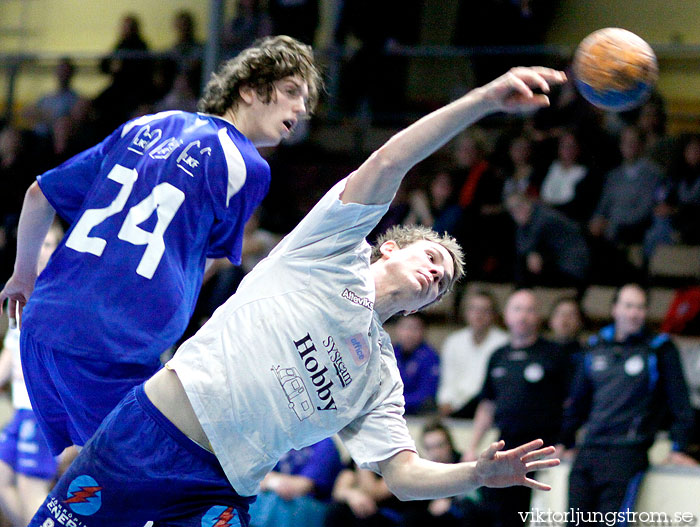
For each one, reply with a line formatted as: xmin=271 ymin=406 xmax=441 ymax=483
xmin=0 ymin=182 xmax=56 ymax=328
xmin=377 ymin=438 xmax=559 ymax=501
xmin=341 ymin=67 xmax=566 ymax=206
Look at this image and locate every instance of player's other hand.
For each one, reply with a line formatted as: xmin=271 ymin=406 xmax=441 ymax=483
xmin=0 ymin=274 xmax=36 ymax=329
xmin=478 ymin=67 xmax=567 ymax=113
xmin=474 ymin=438 xmax=560 ymax=490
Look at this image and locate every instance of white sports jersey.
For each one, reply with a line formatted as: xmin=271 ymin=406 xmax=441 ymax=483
xmin=169 ymin=177 xmax=417 ymax=496
xmin=3 ymin=328 xmax=32 ymax=410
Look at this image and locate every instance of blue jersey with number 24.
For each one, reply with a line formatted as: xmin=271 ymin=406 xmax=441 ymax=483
xmin=22 ymin=111 xmax=270 ymax=365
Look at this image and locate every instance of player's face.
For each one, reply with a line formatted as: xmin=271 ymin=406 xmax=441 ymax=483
xmin=612 ymin=286 xmax=647 ymax=339
xmin=249 ymin=75 xmax=309 ymax=147
xmin=380 ymin=240 xmax=454 ymax=314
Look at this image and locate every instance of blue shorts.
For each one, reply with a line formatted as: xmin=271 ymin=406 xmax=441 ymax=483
xmin=0 ymin=408 xmax=58 ymax=480
xmin=20 ymin=330 xmax=161 ymax=455
xmin=28 ymin=384 xmax=254 ymax=527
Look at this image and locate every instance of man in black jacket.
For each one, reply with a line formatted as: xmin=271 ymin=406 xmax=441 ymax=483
xmin=559 ymin=283 xmax=697 ymax=525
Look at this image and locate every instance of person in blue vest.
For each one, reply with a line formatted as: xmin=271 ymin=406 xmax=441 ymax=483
xmin=0 ymin=35 xmax=322 ymax=459
xmin=559 ymin=283 xmax=697 ymax=525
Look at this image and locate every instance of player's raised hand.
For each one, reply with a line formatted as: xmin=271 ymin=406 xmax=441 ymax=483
xmin=479 ymin=67 xmax=567 ymax=113
xmin=474 ymin=438 xmax=560 ymax=491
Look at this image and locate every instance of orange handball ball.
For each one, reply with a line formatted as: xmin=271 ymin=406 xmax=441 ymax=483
xmin=573 ymin=28 xmax=658 ymax=112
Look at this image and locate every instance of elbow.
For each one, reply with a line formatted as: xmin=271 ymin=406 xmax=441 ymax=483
xmin=385 ymin=482 xmax=416 ymax=502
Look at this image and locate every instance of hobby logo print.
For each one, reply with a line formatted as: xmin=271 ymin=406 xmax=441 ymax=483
xmin=64 ymin=475 xmax=103 ymax=516
xmin=201 ymin=505 xmax=240 ymax=527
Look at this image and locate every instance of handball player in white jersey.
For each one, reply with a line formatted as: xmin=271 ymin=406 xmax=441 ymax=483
xmin=29 ymin=66 xmax=566 ymax=526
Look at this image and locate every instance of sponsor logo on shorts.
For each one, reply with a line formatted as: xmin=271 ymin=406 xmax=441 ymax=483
xmin=64 ymin=475 xmax=102 ymax=516
xmin=346 ymin=334 xmax=370 ymax=366
xmin=341 ymin=288 xmax=373 ymax=311
xmin=201 ymin=505 xmax=240 ymax=527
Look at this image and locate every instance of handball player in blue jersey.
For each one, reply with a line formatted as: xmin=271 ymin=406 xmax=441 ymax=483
xmin=28 ymin=66 xmax=565 ymax=526
xmin=0 ymin=35 xmax=322 ymax=457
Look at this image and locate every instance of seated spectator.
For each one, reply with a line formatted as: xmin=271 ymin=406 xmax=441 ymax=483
xmin=437 ymin=289 xmax=508 ymax=418
xmin=501 ymin=135 xmax=541 ymax=200
xmin=22 ymin=58 xmax=82 ymax=138
xmin=547 ymin=296 xmax=585 ymax=356
xmin=636 ymin=96 xmax=675 ymax=170
xmin=539 ymin=129 xmax=599 ymax=223
xmin=326 ymin=463 xmax=424 ymax=527
xmin=402 ymin=420 xmax=470 ymax=527
xmin=450 ymin=131 xmax=511 ymax=280
xmin=589 ymin=126 xmax=664 ymax=245
xmin=391 ymin=315 xmax=439 ymax=415
xmin=154 ymin=65 xmax=200 ymax=113
xmin=644 ymin=133 xmax=700 ymax=259
xmin=251 ymin=438 xmax=344 ymax=527
xmin=506 ymin=193 xmax=590 ymax=289
xmin=403 ymin=169 xmax=461 ymax=236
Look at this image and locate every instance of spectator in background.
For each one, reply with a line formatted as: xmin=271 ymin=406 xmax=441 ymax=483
xmin=589 ymin=126 xmax=663 ymax=245
xmin=22 ymin=58 xmax=82 ymax=139
xmin=539 ymin=129 xmax=599 ymax=223
xmin=437 ymin=289 xmax=508 ymax=418
xmin=636 ymin=96 xmax=675 ymax=170
xmin=506 ymin=193 xmax=590 ymax=290
xmin=450 ymin=131 xmax=510 ymax=280
xmin=169 ymin=10 xmax=204 ymax=71
xmin=269 ymin=0 xmax=319 ymax=45
xmin=559 ymin=284 xmax=697 ymax=523
xmin=403 ymin=169 xmax=461 ymax=237
xmin=392 ymin=314 xmax=440 ymax=415
xmin=501 ymin=135 xmax=540 ymax=200
xmin=0 ymin=124 xmax=44 ymax=278
xmin=588 ymin=126 xmax=662 ymax=283
xmin=326 ymin=463 xmax=424 ymax=527
xmin=547 ymin=297 xmax=585 ymax=357
xmin=94 ymin=13 xmax=153 ymax=134
xmin=403 ymin=421 xmax=467 ymax=527
xmin=222 ymin=0 xmax=273 ymax=59
xmin=251 ymin=438 xmax=344 ymax=527
xmin=644 ymin=133 xmax=700 ymax=260
xmin=677 ymin=342 xmax=700 ymax=462
xmin=467 ymin=289 xmax=572 ymax=527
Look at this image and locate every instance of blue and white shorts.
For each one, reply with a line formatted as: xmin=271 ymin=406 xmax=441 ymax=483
xmin=28 ymin=384 xmax=254 ymax=527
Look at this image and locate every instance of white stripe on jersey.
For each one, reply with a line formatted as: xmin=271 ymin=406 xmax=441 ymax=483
xmin=120 ymin=111 xmax=182 ymax=137
xmin=217 ymin=128 xmax=248 ymax=207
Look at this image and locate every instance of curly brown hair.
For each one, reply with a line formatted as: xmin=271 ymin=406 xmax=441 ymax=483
xmin=198 ymin=35 xmax=322 ymax=116
xmin=371 ymin=224 xmax=465 ymax=294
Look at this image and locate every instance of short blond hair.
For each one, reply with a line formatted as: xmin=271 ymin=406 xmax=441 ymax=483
xmin=371 ymin=224 xmax=465 ymax=293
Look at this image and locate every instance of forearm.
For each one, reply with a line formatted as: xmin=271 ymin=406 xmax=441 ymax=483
xmin=342 ymin=88 xmax=496 ymax=205
xmin=13 ymin=182 xmax=56 ymax=280
xmin=379 ymin=451 xmax=481 ymax=501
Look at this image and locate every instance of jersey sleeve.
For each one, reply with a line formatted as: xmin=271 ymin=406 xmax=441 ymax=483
xmin=36 ymin=126 xmax=124 ymax=224
xmin=337 ymin=360 xmax=416 ymax=473
xmin=269 ymin=177 xmax=391 ymax=262
xmin=202 ymin=132 xmax=271 ymax=263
